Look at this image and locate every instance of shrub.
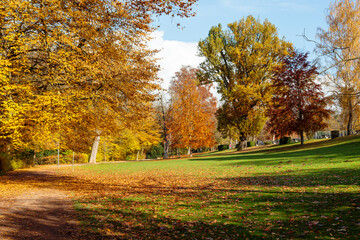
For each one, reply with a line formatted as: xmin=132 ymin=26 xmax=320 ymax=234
xmin=74 ymin=153 xmax=89 ymax=163
xmin=247 ymin=141 xmax=256 ymax=147
xmin=218 ymin=145 xmax=229 ymax=151
xmin=264 ymin=141 xmax=273 ymax=145
xmin=331 ymin=130 xmax=340 ymax=139
xmin=41 ymin=155 xmax=58 ymax=165
xmin=1 ymin=149 xmax=35 ymax=173
xmin=280 ymin=137 xmax=292 ymax=145
xmin=10 ymin=159 xmax=24 ymax=170
xmin=37 ymin=149 xmax=57 ymax=158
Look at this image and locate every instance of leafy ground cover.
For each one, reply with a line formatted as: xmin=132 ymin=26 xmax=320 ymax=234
xmin=1 ymin=136 xmax=360 ymax=239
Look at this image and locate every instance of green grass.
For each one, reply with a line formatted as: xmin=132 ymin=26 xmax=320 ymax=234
xmin=70 ymin=135 xmax=360 ymax=239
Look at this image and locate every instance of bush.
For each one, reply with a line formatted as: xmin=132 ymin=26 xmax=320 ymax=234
xmin=264 ymin=141 xmax=273 ymax=145
xmin=41 ymin=155 xmax=58 ymax=165
xmin=36 ymin=151 xmax=89 ymax=165
xmin=37 ymin=149 xmax=57 ymax=158
xmin=146 ymin=144 xmax=164 ymax=159
xmin=10 ymin=159 xmax=24 ymax=170
xmin=218 ymin=145 xmax=229 ymax=151
xmin=74 ymin=153 xmax=89 ymax=163
xmin=280 ymin=137 xmax=292 ymax=145
xmin=331 ymin=130 xmax=340 ymax=139
xmin=247 ymin=141 xmax=255 ymax=147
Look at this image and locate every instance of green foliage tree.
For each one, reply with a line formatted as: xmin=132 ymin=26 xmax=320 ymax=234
xmin=198 ymin=16 xmax=291 ymax=150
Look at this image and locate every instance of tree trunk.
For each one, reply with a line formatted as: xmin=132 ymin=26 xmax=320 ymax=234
xmin=89 ymin=135 xmax=100 ymax=163
xmin=300 ymin=130 xmax=304 ymax=145
xmin=33 ymin=151 xmax=36 ymax=166
xmin=161 ymin=95 xmax=169 ymax=159
xmin=163 ymin=138 xmax=169 ymax=159
xmin=103 ymin=139 xmax=107 ymax=162
xmin=347 ymin=103 xmax=353 ymax=136
xmin=136 ymin=150 xmax=140 ymax=160
xmin=72 ymin=151 xmax=75 ymax=172
xmin=187 ymin=146 xmax=192 ymax=157
xmin=237 ymin=137 xmax=247 ymax=151
xmin=57 ymin=144 xmax=60 ymax=168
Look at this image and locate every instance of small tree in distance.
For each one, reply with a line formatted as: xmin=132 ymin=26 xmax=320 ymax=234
xmin=267 ymin=50 xmax=331 ymax=145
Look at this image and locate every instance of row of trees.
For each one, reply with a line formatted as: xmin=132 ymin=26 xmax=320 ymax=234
xmin=0 ymin=0 xmax=198 ymax=170
xmin=166 ymin=0 xmax=360 ymax=153
xmin=1 ymin=0 xmax=358 ymax=167
xmin=197 ymin=16 xmax=331 ymax=150
xmin=194 ymin=0 xmax=360 ymax=149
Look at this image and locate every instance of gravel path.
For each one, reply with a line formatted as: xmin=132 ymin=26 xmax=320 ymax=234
xmin=0 ymin=170 xmax=81 ymax=240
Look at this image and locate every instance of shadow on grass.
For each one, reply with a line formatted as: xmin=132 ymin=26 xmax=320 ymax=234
xmin=0 ymin=199 xmax=80 ymax=240
xmin=1 ymin=147 xmax=360 ymax=239
xmin=73 ymin=183 xmax=360 ymax=239
xmin=190 ymin=136 xmax=360 ymax=166
xmin=75 ymin=202 xmax=254 ymax=240
xmin=220 ymin=167 xmax=360 ymax=187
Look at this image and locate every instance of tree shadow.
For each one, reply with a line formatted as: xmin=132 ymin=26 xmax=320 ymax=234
xmin=219 ymin=167 xmax=360 ymax=187
xmin=190 ymin=136 xmax=360 ymax=166
xmin=74 ymin=202 xmax=256 ymax=240
xmin=71 ymin=185 xmax=359 ymax=239
xmin=0 ymin=199 xmax=80 ymax=240
xmin=1 ymin=149 xmax=360 ymax=240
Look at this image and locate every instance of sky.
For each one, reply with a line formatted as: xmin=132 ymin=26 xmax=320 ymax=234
xmin=148 ymin=0 xmax=331 ymax=91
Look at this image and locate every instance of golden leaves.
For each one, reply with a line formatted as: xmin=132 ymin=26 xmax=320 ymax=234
xmin=0 ymin=0 xmax=198 ymax=155
xmin=198 ymin=16 xmax=292 ymax=139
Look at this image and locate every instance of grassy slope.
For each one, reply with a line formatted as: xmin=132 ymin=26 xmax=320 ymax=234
xmin=63 ymin=136 xmax=360 ymax=239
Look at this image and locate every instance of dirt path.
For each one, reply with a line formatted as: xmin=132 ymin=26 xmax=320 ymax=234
xmin=0 ymin=170 xmax=81 ymax=240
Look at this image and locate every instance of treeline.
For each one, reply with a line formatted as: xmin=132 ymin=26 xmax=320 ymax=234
xmin=2 ymin=0 xmax=360 ymax=172
xmin=198 ymin=0 xmax=360 ymax=150
xmin=0 ymin=0 xmax=198 ymax=172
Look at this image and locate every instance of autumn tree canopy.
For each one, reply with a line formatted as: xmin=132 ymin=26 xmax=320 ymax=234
xmin=317 ymin=0 xmax=360 ymax=135
xmin=167 ymin=66 xmax=217 ymax=156
xmin=0 ymin=0 xmax=198 ymax=166
xmin=198 ymin=16 xmax=291 ymax=150
xmin=267 ymin=50 xmax=331 ymax=145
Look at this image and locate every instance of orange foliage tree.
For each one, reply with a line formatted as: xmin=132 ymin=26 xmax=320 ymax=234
xmin=167 ymin=66 xmax=217 ymax=156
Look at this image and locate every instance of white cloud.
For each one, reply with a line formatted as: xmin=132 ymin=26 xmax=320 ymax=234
xmin=148 ymin=31 xmax=204 ymax=90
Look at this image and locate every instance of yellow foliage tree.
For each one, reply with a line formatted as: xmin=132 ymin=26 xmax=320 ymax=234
xmin=317 ymin=0 xmax=360 ymax=135
xmin=0 ymin=0 xmax=197 ymax=166
xmin=198 ymin=16 xmax=291 ymax=150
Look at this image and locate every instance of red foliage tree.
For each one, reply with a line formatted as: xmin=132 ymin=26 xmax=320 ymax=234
xmin=267 ymin=50 xmax=331 ymax=145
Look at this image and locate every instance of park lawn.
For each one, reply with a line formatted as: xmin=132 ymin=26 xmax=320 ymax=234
xmin=58 ymin=135 xmax=360 ymax=239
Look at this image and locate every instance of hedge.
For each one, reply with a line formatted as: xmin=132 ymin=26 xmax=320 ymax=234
xmin=247 ymin=141 xmax=256 ymax=147
xmin=280 ymin=137 xmax=292 ymax=145
xmin=218 ymin=145 xmax=229 ymax=151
